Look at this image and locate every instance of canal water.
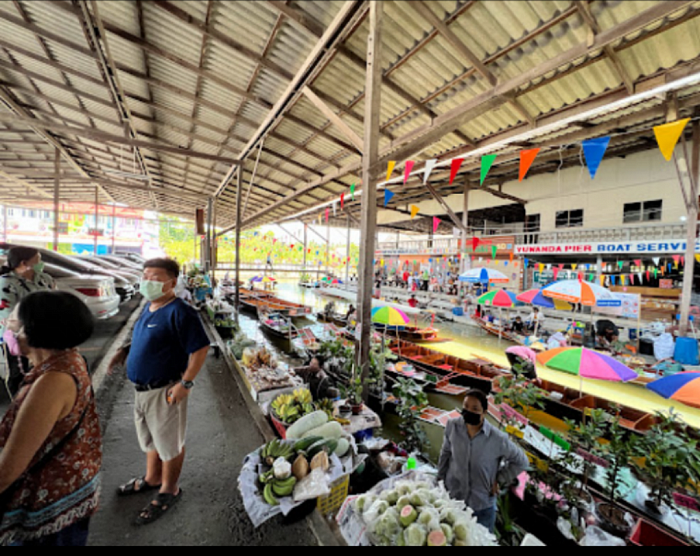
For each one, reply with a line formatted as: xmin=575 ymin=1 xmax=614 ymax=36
xmin=233 ymin=278 xmax=700 ymax=462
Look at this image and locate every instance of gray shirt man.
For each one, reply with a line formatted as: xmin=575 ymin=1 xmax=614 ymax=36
xmin=437 ymin=417 xmax=529 ymax=512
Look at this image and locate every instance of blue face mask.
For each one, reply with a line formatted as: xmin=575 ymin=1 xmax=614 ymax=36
xmin=140 ymin=280 xmax=166 ymax=302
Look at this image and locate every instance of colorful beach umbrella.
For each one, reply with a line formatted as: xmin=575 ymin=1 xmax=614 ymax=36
xmin=647 ymin=372 xmax=700 ymax=409
xmin=262 ymin=277 xmax=276 ymax=283
xmin=371 ymin=307 xmax=410 ymax=326
xmin=477 ymin=289 xmax=520 ymax=308
xmin=540 ymin=280 xmax=613 ymax=307
xmin=517 ymin=287 xmax=573 ymax=311
xmin=459 ymin=267 xmax=509 ymax=284
xmin=537 ymin=347 xmax=637 ymax=382
xmin=251 ymin=276 xmax=263 ymax=283
xmin=331 ymin=279 xmax=344 ymax=285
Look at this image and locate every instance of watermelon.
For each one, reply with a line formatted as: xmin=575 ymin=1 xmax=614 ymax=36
xmin=428 ymin=530 xmax=447 ymax=547
xmin=399 ymin=505 xmax=418 ymax=527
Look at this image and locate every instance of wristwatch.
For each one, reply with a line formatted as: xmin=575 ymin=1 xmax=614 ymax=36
xmin=181 ymin=380 xmax=195 ymax=390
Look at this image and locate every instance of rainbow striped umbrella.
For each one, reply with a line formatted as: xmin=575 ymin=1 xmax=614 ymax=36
xmin=477 ymin=290 xmax=520 ymax=308
xmin=459 ymin=267 xmax=509 ymax=284
xmin=647 ymin=372 xmax=700 ymax=409
xmin=517 ymin=287 xmax=573 ymax=311
xmin=541 ymin=280 xmax=613 ymax=307
xmin=371 ymin=307 xmax=410 ymax=326
xmin=538 ymin=347 xmax=637 ymax=382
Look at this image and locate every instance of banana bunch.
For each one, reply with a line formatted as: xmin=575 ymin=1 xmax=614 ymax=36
xmin=262 ymin=476 xmax=297 ymax=506
xmin=293 ymin=389 xmax=313 ymax=406
xmin=315 ymin=398 xmax=336 ymax=420
xmin=261 ymin=439 xmax=295 ymax=466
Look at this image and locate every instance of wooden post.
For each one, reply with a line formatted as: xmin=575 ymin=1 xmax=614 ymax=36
xmin=2 ymin=204 xmax=6 ymax=242
xmin=680 ymin=120 xmax=700 ymax=337
xmin=94 ymin=187 xmax=99 ymax=255
xmin=235 ymin=169 xmax=242 ymax=324
xmin=53 ymin=148 xmax=60 ymax=252
xmin=357 ymin=1 xmax=383 ymax=398
xmin=463 ymin=185 xmax=469 ymax=273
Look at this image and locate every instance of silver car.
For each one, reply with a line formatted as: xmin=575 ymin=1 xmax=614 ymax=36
xmin=44 ymin=264 xmax=121 ymax=320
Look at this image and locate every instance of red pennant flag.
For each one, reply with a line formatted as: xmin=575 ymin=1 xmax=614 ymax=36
xmin=325 ymin=208 xmax=329 ymax=223
xmin=646 ymin=271 xmax=651 ymax=282
xmin=404 ymin=161 xmax=415 ymax=185
xmin=290 ymin=244 xmax=294 ymax=250
xmin=634 ymin=259 xmax=642 ymax=267
xmin=519 ymin=148 xmax=540 ymax=181
xmin=340 ymin=193 xmax=345 ymax=209
xmin=273 ymin=239 xmax=277 ymax=244
xmin=433 ymin=217 xmax=441 ymax=234
xmin=681 ymin=256 xmax=686 ymax=265
xmin=578 ymin=272 xmax=584 ymax=283
xmin=449 ymin=158 xmax=465 ymax=185
xmin=472 ymin=237 xmax=480 ymax=251
xmin=553 ymin=268 xmax=560 ymax=280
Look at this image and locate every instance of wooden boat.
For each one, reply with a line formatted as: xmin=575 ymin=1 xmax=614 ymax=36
xmin=472 ymin=315 xmax=522 ymax=343
xmin=299 ymin=282 xmax=320 ymax=289
xmin=385 ymin=361 xmax=471 ymax=397
xmin=316 ymin=312 xmax=349 ymax=327
xmin=382 ymin=395 xmax=462 ymax=428
xmin=373 ymin=324 xmax=442 ymax=343
xmin=258 ymin=310 xmax=300 ymax=342
xmin=238 ymin=289 xmax=312 ymax=317
xmin=389 ymin=339 xmax=510 ymax=394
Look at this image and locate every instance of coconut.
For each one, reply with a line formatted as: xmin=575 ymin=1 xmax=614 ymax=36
xmin=399 ymin=505 xmax=418 ymax=528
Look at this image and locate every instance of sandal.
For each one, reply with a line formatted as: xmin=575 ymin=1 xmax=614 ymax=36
xmin=117 ymin=477 xmax=162 ymax=497
xmin=135 ymin=490 xmax=183 ymax=526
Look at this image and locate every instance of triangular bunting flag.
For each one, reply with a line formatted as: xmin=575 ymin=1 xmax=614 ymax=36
xmin=638 ymin=273 xmax=643 ymax=285
xmin=449 ymin=158 xmax=465 ymax=185
xmin=509 ymin=253 xmax=514 ymax=263
xmin=472 ymin=237 xmax=481 ymax=251
xmin=582 ymin=137 xmax=611 ymax=179
xmin=519 ymin=148 xmax=540 ymax=181
xmin=492 ymin=246 xmax=498 ymax=260
xmin=325 ymin=208 xmax=329 ymax=223
xmin=481 ymin=154 xmax=497 ymax=186
xmin=647 ymin=271 xmax=651 ymax=282
xmin=386 ymin=161 xmax=396 ymax=182
xmin=384 ymin=189 xmax=395 ymax=207
xmin=696 ymin=255 xmax=700 ymax=264
xmin=404 ymin=161 xmax=415 ymax=185
xmin=410 ymin=205 xmax=420 ymax=219
xmin=617 ymin=261 xmax=624 ymax=270
xmin=633 ymin=259 xmax=642 ymax=268
xmin=340 ymin=193 xmax=345 ymax=209
xmin=333 ymin=202 xmax=337 ymax=217
xmin=433 ymin=217 xmax=441 ymax=234
xmin=653 ymin=257 xmax=661 ymax=267
xmin=350 ymin=183 xmax=356 ymax=201
xmin=654 ymin=118 xmax=691 ymax=161
xmin=553 ymin=268 xmax=560 ymax=280
xmin=571 ymin=264 xmax=578 ymax=271
xmin=423 ymin=159 xmax=439 ymax=185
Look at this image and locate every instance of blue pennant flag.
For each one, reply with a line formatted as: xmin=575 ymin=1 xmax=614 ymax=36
xmin=384 ymin=188 xmax=395 ymax=207
xmin=523 ymin=258 xmax=529 ymax=269
xmin=582 ymin=137 xmax=611 ymax=179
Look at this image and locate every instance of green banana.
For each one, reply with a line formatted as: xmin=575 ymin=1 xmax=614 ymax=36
xmin=263 ymin=483 xmax=279 ymax=506
xmin=272 ymin=477 xmax=297 ymax=497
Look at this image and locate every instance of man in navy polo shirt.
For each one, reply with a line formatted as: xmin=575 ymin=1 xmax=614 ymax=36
xmin=109 ymin=258 xmax=210 ymax=525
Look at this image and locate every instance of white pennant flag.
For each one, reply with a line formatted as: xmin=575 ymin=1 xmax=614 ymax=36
xmin=638 ymin=273 xmax=644 ymax=284
xmin=653 ymin=257 xmax=661 ymax=267
xmin=423 ymin=159 xmax=439 ymax=185
xmin=333 ymin=202 xmax=337 ymax=218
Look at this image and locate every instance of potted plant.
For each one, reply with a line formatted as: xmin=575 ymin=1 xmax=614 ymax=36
xmin=596 ymin=414 xmax=636 ymax=539
xmin=630 ymin=410 xmax=700 ymax=516
xmin=392 ymin=377 xmax=430 ymax=457
xmin=348 ymin=374 xmax=365 ymax=415
xmin=556 ymin=409 xmax=608 ymax=514
xmin=492 ymin=373 xmax=546 ymax=432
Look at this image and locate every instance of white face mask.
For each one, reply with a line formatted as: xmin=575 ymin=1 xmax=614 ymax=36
xmin=140 ymin=280 xmax=167 ymax=302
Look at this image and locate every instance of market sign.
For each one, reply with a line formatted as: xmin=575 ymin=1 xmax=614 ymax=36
xmin=515 ymin=239 xmax=699 ymax=255
xmin=596 ymin=299 xmax=622 ymax=308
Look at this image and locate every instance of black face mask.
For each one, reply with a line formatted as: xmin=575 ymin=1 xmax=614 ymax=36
xmin=462 ymin=409 xmax=483 ymax=427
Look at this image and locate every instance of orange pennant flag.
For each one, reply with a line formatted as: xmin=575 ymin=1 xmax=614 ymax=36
xmin=410 ymin=205 xmax=420 ymax=219
xmin=519 ymin=148 xmax=540 ymax=181
xmin=654 ymin=118 xmax=691 ymax=161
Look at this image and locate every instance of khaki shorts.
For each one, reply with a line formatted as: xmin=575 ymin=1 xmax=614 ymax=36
xmin=134 ymin=384 xmax=189 ymax=462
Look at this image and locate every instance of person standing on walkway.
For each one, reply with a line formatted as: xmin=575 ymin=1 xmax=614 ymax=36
xmin=438 ymin=389 xmax=528 ymax=533
xmin=0 ymin=291 xmax=101 ymax=546
xmin=0 ymin=247 xmax=55 ymax=396
xmin=108 ymin=259 xmax=210 ymax=526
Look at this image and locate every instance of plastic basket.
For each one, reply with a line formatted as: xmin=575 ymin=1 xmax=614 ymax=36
xmin=629 ymin=519 xmax=686 ymax=547
xmin=317 ymin=474 xmax=350 ymax=516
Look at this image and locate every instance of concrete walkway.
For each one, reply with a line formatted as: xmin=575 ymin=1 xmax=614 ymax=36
xmin=88 ymin=352 xmax=320 ymax=546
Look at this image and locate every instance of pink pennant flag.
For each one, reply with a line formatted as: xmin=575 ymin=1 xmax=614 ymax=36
xmin=325 ymin=208 xmax=329 ymax=223
xmin=553 ymin=267 xmax=560 ymax=280
xmin=403 ymin=161 xmax=416 ymax=185
xmin=449 ymin=158 xmax=465 ymax=185
xmin=558 ymin=264 xmax=565 ymax=271
xmin=681 ymin=256 xmax=686 ymax=266
xmin=433 ymin=217 xmax=441 ymax=234
xmin=633 ymin=259 xmax=642 ymax=268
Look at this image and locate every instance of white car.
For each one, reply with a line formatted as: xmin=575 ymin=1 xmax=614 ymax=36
xmin=45 ymin=264 xmax=121 ymax=320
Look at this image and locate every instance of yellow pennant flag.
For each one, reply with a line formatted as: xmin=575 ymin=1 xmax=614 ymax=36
xmin=538 ymin=264 xmax=545 ymax=273
xmin=695 ymin=255 xmax=700 ymax=264
xmin=410 ymin=205 xmax=420 ymax=219
xmin=386 ymin=161 xmax=397 ymax=182
xmin=571 ymin=264 xmax=578 ymax=271
xmin=654 ymin=118 xmax=691 ymax=161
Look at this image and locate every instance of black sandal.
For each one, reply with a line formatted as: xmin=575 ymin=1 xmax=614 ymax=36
xmin=135 ymin=490 xmax=183 ymax=526
xmin=117 ymin=477 xmax=162 ymax=497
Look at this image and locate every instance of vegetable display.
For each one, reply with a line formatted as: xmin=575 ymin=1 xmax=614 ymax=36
xmin=353 ymin=477 xmax=498 ymax=547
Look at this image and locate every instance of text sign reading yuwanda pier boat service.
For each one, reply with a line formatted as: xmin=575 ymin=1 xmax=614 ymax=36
xmin=515 ymin=239 xmax=700 ymax=255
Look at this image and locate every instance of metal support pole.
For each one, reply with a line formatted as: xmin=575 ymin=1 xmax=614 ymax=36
xmin=326 ymin=222 xmax=330 ymax=275
xmin=346 ymin=215 xmax=351 ymax=286
xmin=2 ymin=204 xmax=6 ymax=243
xmin=680 ymin=120 xmax=700 ymax=337
xmin=53 ymin=148 xmax=60 ymax=252
xmin=235 ymin=171 xmax=242 ymax=324
xmin=463 ymin=185 xmax=469 ymax=272
xmin=205 ymin=197 xmax=214 ymax=274
xmin=303 ymin=223 xmax=308 ymax=272
xmin=94 ymin=187 xmax=99 ymax=255
xmin=111 ymin=203 xmax=117 ymax=254
xmin=357 ymin=1 xmax=383 ymax=396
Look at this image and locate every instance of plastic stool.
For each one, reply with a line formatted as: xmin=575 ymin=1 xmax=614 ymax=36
xmin=674 ymin=337 xmax=700 ymax=366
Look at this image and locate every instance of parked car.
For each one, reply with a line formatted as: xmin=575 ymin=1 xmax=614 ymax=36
xmin=115 ymin=252 xmax=146 ymax=266
xmin=0 ymin=243 xmax=136 ymax=304
xmin=100 ymin=255 xmax=143 ymax=272
xmin=79 ymin=256 xmax=141 ymax=282
xmin=43 ymin=263 xmax=120 ymax=320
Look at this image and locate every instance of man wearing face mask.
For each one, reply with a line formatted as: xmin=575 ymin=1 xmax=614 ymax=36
xmin=437 ymin=389 xmax=529 ymax=534
xmin=0 ymin=247 xmax=55 ymax=396
xmin=108 ymin=258 xmax=210 ymax=526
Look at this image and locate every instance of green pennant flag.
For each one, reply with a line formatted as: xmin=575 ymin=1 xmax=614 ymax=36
xmin=350 ymin=183 xmax=356 ymax=201
xmin=491 ymin=245 xmax=497 ymax=259
xmin=481 ymin=154 xmax=497 ymax=186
